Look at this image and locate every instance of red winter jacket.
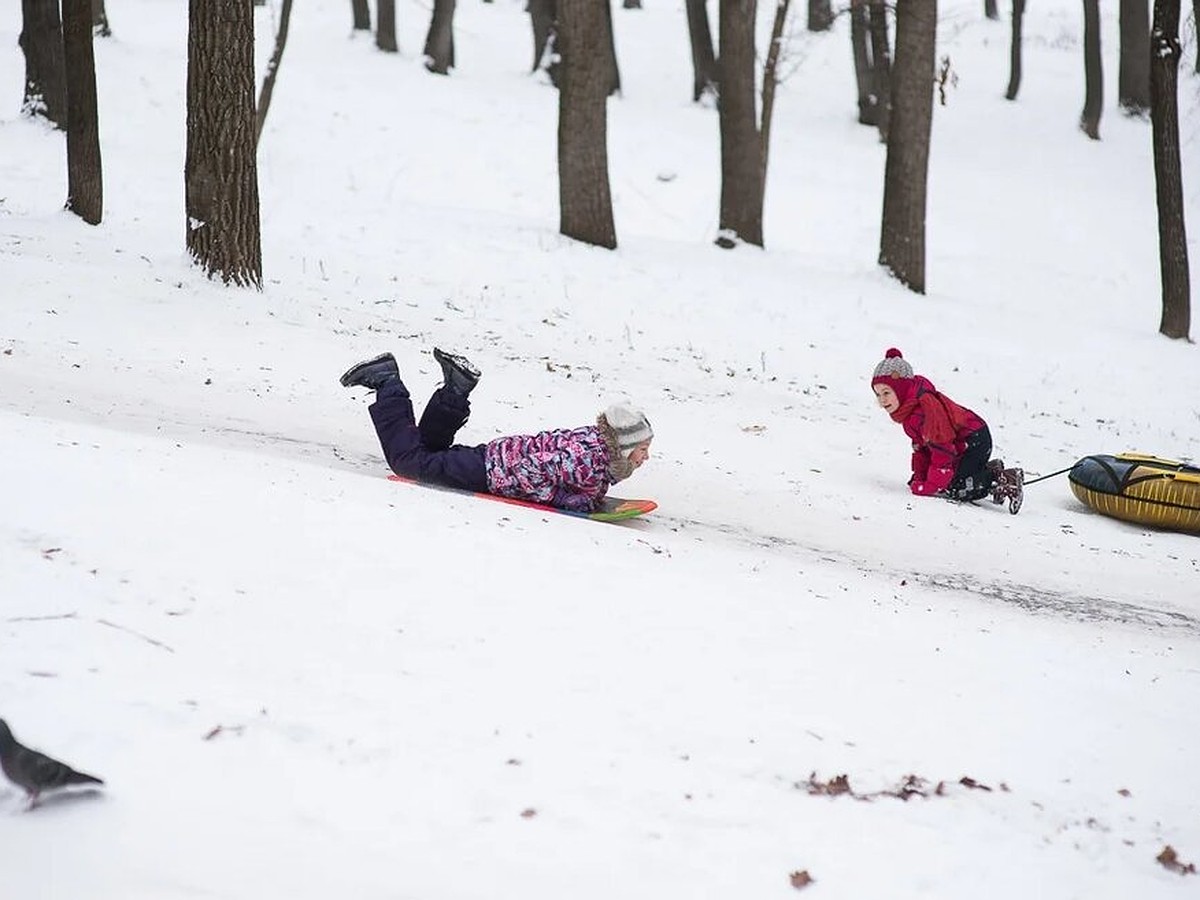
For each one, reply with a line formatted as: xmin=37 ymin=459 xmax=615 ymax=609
xmin=893 ymin=376 xmax=986 ymax=496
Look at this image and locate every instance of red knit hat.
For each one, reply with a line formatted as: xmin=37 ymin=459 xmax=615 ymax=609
xmin=871 ymin=348 xmax=916 ymax=401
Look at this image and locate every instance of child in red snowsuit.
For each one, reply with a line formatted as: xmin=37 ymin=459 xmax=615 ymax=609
xmin=871 ymin=348 xmax=1023 ymax=512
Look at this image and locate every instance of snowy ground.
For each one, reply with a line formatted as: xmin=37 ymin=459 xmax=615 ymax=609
xmin=1 ymin=0 xmax=1198 ymax=897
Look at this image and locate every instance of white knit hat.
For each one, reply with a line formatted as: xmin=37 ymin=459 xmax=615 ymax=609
xmin=604 ymin=403 xmax=653 ymax=455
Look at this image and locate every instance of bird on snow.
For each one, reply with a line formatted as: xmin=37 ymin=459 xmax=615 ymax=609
xmin=0 ymin=718 xmax=104 ymax=809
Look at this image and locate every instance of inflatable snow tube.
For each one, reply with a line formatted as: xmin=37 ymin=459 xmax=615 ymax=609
xmin=1069 ymin=454 xmax=1200 ymax=533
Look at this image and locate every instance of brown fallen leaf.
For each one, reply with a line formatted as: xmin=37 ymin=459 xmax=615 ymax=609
xmin=1156 ymin=845 xmax=1197 ymax=875
xmin=959 ymin=776 xmax=993 ymax=792
xmin=789 ymin=870 xmax=814 ymax=890
xmin=520 ymin=808 xmax=537 ymax=819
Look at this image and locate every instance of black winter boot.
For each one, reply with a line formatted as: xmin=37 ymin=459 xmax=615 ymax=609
xmin=340 ymin=352 xmax=400 ymax=390
xmin=433 ymin=347 xmax=481 ymax=396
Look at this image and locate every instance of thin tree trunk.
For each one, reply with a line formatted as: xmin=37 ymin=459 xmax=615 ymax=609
xmin=62 ymin=0 xmax=103 ymax=224
xmin=685 ymin=0 xmax=719 ymax=102
xmin=424 ymin=0 xmax=457 ymax=73
xmin=1080 ymin=0 xmax=1102 ymax=138
xmin=91 ymin=0 xmax=111 ymax=36
xmin=1118 ymin=0 xmax=1151 ymax=114
xmin=257 ymin=0 xmax=295 ymax=146
xmin=557 ymin=0 xmax=616 ymax=248
xmin=717 ymin=0 xmax=764 ymax=248
xmin=1195 ymin=0 xmax=1200 ymax=72
xmin=351 ymin=0 xmax=370 ymax=30
xmin=1150 ymin=0 xmax=1191 ymax=338
xmin=603 ymin=1 xmax=621 ymax=95
xmin=868 ymin=0 xmax=892 ymax=141
xmin=529 ymin=0 xmax=559 ymax=84
xmin=376 ymin=0 xmax=398 ymax=52
xmin=808 ymin=0 xmax=834 ymax=31
xmin=851 ymin=0 xmax=877 ymax=124
xmin=186 ymin=0 xmax=262 ymax=289
xmin=879 ymin=0 xmax=937 ymax=294
xmin=759 ymin=0 xmax=791 ymax=216
xmin=19 ymin=0 xmax=68 ymax=128
xmin=985 ymin=0 xmax=999 ymax=18
xmin=1005 ymin=0 xmax=1025 ymax=99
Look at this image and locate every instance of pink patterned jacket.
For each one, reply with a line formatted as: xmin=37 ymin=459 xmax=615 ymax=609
xmin=484 ymin=425 xmax=612 ymax=512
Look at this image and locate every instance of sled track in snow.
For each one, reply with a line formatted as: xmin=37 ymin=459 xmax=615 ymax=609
xmin=657 ymin=514 xmax=1200 ymax=637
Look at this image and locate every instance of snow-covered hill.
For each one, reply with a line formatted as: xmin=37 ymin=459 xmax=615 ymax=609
xmin=2 ymin=1 xmax=1197 ymax=897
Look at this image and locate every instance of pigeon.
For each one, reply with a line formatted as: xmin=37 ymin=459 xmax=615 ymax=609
xmin=0 ymin=718 xmax=104 ymax=809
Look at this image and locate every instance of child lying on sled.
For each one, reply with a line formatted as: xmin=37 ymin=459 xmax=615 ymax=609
xmin=341 ymin=348 xmax=652 ymax=513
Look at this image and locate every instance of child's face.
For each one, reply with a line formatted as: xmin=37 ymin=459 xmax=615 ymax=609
xmin=628 ymin=441 xmax=652 ymax=469
xmin=873 ymin=383 xmax=900 ymax=414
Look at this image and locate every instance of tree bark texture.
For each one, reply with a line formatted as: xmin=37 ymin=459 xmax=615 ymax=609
xmin=186 ymin=0 xmax=263 ymax=289
xmin=557 ymin=0 xmax=616 ymax=248
xmin=376 ymin=0 xmax=398 ymax=52
xmin=1118 ymin=0 xmax=1150 ymax=114
xmin=879 ymin=0 xmax=936 ymax=294
xmin=1005 ymin=0 xmax=1025 ymax=99
xmin=1080 ymin=0 xmax=1102 ymax=138
xmin=62 ymin=0 xmax=103 ymax=224
xmin=685 ymin=0 xmax=719 ymax=102
xmin=1150 ymin=0 xmax=1191 ymax=338
xmin=257 ymin=0 xmax=294 ymax=145
xmin=807 ymin=0 xmax=834 ymax=31
xmin=424 ymin=0 xmax=457 ymax=74
xmin=19 ymin=0 xmax=68 ymax=128
xmin=91 ymin=0 xmax=111 ymax=36
xmin=717 ymin=0 xmax=764 ymax=247
xmin=868 ymin=0 xmax=892 ymax=141
xmin=851 ymin=0 xmax=877 ymax=124
xmin=351 ymin=0 xmax=370 ymax=30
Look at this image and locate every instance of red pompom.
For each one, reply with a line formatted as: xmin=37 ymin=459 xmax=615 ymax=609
xmin=885 ymin=347 xmax=903 ymax=359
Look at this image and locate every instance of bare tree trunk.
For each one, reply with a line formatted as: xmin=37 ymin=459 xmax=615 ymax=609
xmin=62 ymin=0 xmax=103 ymax=224
xmin=91 ymin=0 xmax=111 ymax=36
xmin=1080 ymin=0 xmax=1102 ymax=138
xmin=851 ymin=0 xmax=877 ymax=124
xmin=19 ymin=0 xmax=67 ymax=128
xmin=759 ymin=0 xmax=791 ymax=223
xmin=186 ymin=0 xmax=262 ymax=289
xmin=557 ymin=0 xmax=616 ymax=249
xmin=376 ymin=0 xmax=398 ymax=52
xmin=808 ymin=0 xmax=834 ymax=31
xmin=424 ymin=0 xmax=457 ymax=74
xmin=257 ymin=0 xmax=294 ymax=146
xmin=530 ymin=0 xmax=561 ymax=85
xmin=351 ymin=0 xmax=370 ymax=30
xmin=1195 ymin=0 xmax=1200 ymax=72
xmin=603 ymin=0 xmax=621 ymax=94
xmin=1005 ymin=0 xmax=1025 ymax=99
xmin=985 ymin=0 xmax=999 ymax=18
xmin=879 ymin=0 xmax=937 ymax=294
xmin=1150 ymin=0 xmax=1191 ymax=338
xmin=685 ymin=0 xmax=719 ymax=102
xmin=1118 ymin=0 xmax=1151 ymax=114
xmin=716 ymin=0 xmax=764 ymax=248
xmin=868 ymin=0 xmax=892 ymax=141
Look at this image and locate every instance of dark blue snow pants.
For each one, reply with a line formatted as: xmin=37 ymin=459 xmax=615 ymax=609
xmin=946 ymin=425 xmax=994 ymax=501
xmin=368 ymin=380 xmax=488 ymax=492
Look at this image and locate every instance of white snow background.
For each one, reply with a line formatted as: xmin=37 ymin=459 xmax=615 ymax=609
xmin=2 ymin=0 xmax=1199 ymax=897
